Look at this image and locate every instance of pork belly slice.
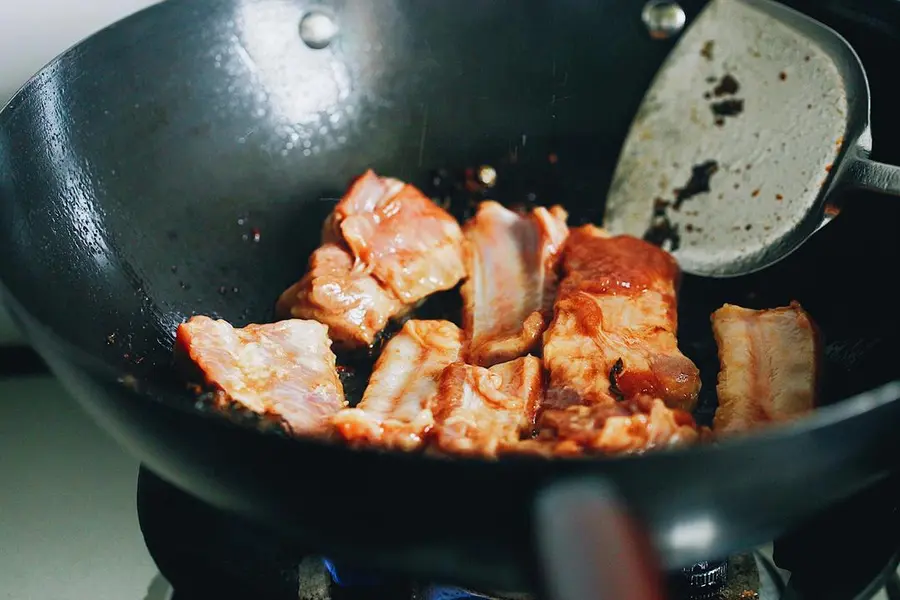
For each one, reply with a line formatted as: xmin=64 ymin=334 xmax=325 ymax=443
xmin=327 ymin=170 xmax=466 ymax=305
xmin=275 ymin=243 xmax=407 ymax=348
xmin=461 ymin=201 xmax=569 ymax=367
xmin=488 ymin=354 xmax=545 ymax=418
xmin=176 ymin=316 xmax=345 ymax=436
xmin=521 ymin=396 xmax=699 ymax=456
xmin=711 ymin=301 xmax=821 ymax=435
xmin=430 ymin=355 xmax=544 ymax=457
xmin=331 ymin=320 xmax=463 ymax=451
xmin=542 ymin=225 xmax=701 ymax=412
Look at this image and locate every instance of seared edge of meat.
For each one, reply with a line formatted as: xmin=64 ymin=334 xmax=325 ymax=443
xmin=711 ymin=301 xmax=822 ymax=435
xmin=488 ymin=354 xmax=545 ymax=431
xmin=510 ymin=396 xmax=700 ymax=457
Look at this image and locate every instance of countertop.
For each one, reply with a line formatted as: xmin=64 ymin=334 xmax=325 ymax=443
xmin=0 ymin=374 xmax=166 ymax=600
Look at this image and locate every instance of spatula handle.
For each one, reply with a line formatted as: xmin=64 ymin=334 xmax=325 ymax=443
xmin=534 ymin=479 xmax=667 ymax=600
xmin=843 ymin=156 xmax=900 ymax=197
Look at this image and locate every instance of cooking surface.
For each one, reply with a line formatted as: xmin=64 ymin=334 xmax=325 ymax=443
xmin=0 ymin=0 xmax=162 ymax=345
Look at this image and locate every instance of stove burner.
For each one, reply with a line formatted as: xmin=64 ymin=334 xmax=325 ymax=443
xmin=307 ymin=554 xmax=765 ymax=600
xmin=672 ymin=560 xmax=729 ymax=599
xmin=323 ymin=559 xmax=529 ymax=600
xmin=136 ymin=467 xmax=900 ymax=600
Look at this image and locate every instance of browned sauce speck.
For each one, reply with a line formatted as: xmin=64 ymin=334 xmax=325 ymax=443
xmin=673 ymin=160 xmax=719 ymax=209
xmin=643 ymin=217 xmax=680 ymax=251
xmin=713 ymin=74 xmax=740 ymax=97
xmin=608 ymin=358 xmax=625 ymax=401
xmin=711 ymin=99 xmax=744 ymax=118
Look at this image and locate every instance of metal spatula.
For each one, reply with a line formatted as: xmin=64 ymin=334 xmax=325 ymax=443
xmin=606 ymin=0 xmax=900 ymax=277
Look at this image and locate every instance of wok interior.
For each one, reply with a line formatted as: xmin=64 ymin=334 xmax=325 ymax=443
xmin=0 ymin=0 xmax=898 ymax=434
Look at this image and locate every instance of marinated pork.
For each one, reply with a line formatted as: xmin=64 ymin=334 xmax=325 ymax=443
xmin=327 ymin=170 xmax=466 ymax=305
xmin=275 ymin=243 xmax=406 ymax=348
xmin=461 ymin=201 xmax=569 ymax=367
xmin=331 ymin=320 xmax=463 ymax=450
xmin=542 ymin=225 xmax=701 ymax=412
xmin=712 ymin=302 xmax=821 ymax=434
xmin=488 ymin=354 xmax=545 ymax=420
xmin=430 ymin=355 xmax=544 ymax=457
xmin=176 ymin=316 xmax=345 ymax=436
xmin=278 ymin=171 xmax=466 ymax=348
xmin=528 ymin=396 xmax=699 ymax=456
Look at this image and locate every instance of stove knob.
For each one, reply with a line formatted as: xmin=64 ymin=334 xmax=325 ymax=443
xmin=675 ymin=560 xmax=728 ymax=599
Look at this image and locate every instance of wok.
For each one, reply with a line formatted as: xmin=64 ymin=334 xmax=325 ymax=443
xmin=2 ymin=0 xmax=900 ymax=596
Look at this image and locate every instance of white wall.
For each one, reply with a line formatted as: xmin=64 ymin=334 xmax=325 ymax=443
xmin=0 ymin=0 xmax=161 ymax=344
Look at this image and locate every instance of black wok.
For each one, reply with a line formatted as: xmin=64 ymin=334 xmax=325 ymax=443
xmin=2 ymin=0 xmax=900 ymax=596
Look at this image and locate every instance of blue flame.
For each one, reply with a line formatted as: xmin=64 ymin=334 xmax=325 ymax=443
xmin=321 ymin=558 xmax=380 ymax=586
xmin=321 ymin=558 xmax=498 ymax=599
xmin=421 ymin=585 xmax=499 ymax=600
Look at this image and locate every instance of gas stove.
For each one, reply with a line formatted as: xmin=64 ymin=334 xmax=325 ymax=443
xmin=137 ymin=466 xmax=900 ymax=600
xmin=299 ymin=554 xmax=766 ymax=600
xmin=4 ymin=340 xmax=900 ymax=600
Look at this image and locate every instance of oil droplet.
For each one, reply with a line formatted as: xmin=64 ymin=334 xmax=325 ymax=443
xmin=299 ymin=10 xmax=339 ymax=49
xmin=642 ymin=1 xmax=686 ymax=39
xmin=477 ymin=165 xmax=497 ymax=187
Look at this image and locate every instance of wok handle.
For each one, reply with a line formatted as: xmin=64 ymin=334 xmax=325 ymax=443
xmin=534 ymin=479 xmax=667 ymax=600
xmin=842 ymin=155 xmax=900 ymax=197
